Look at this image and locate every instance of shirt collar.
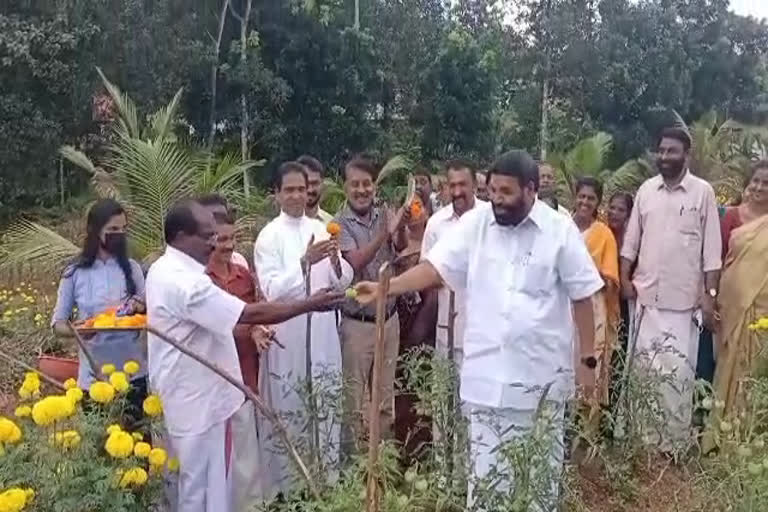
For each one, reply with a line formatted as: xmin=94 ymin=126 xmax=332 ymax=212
xmin=165 ymin=245 xmax=205 ymax=272
xmin=655 ymin=169 xmax=692 ymax=191
xmin=341 ymin=203 xmax=379 ymax=227
xmin=278 ymin=210 xmax=305 ymax=225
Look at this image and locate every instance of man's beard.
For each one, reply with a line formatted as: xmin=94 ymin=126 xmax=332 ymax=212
xmin=658 ymin=158 xmax=685 ymax=179
xmin=492 ymin=198 xmax=529 ymax=226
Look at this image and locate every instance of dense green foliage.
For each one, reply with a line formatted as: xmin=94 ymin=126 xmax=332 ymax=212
xmin=1 ymin=0 xmax=767 ymax=219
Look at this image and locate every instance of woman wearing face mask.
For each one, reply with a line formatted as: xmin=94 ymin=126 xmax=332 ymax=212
xmin=51 ymin=199 xmax=147 ymax=410
xmin=572 ymin=177 xmax=620 ymax=406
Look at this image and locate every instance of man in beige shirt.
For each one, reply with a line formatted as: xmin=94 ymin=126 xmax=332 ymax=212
xmin=620 ymin=127 xmax=722 ymax=452
xmin=538 ymin=162 xmax=571 ymax=217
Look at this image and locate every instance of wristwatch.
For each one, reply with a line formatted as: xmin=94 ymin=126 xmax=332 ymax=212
xmin=581 ymin=356 xmax=598 ymax=369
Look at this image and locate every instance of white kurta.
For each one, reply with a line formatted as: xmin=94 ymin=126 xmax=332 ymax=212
xmin=253 ymin=212 xmax=352 ymax=497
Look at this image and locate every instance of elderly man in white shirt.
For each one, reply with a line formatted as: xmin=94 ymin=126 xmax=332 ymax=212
xmin=254 ymin=162 xmax=353 ymax=496
xmin=146 ymin=200 xmax=342 ymax=512
xmin=537 ymin=162 xmax=571 ymax=217
xmin=421 ymin=159 xmax=478 ymax=368
xmin=354 ymin=150 xmax=603 ymax=509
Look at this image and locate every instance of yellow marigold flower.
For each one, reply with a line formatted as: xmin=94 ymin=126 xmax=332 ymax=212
xmin=14 ymin=406 xmax=31 ymax=418
xmin=118 ymin=467 xmax=148 ymax=488
xmin=148 ymin=447 xmax=168 ymax=468
xmin=133 ymin=441 xmax=151 ymax=458
xmin=123 ymin=360 xmax=140 ymax=375
xmin=54 ymin=430 xmax=81 ymax=450
xmin=109 ymin=371 xmax=130 ymax=393
xmin=18 ymin=388 xmax=31 ymax=400
xmin=131 ymin=432 xmax=144 ymax=441
xmin=66 ymin=387 xmax=84 ymax=404
xmin=105 ymin=430 xmax=134 ymax=458
xmin=0 ymin=417 xmax=22 ymax=443
xmin=89 ymin=381 xmax=116 ymax=404
xmin=0 ymin=487 xmax=32 ymax=510
xmin=25 ymin=489 xmax=34 ymax=500
xmin=167 ymin=457 xmax=180 ymax=472
xmin=31 ymin=396 xmax=75 ymax=426
xmin=101 ymin=363 xmax=116 ymax=375
xmin=106 ymin=424 xmax=122 ymax=434
xmin=63 ymin=378 xmax=77 ymax=390
xmin=142 ymin=394 xmax=163 ymax=417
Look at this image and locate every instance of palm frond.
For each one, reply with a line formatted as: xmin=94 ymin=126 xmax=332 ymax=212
xmin=96 ymin=67 xmax=140 ymax=139
xmin=193 ymin=152 xmax=264 ymax=197
xmin=148 ymin=87 xmax=184 ymax=143
xmin=0 ymin=220 xmax=80 ymax=275
xmin=376 ymin=155 xmax=413 ymax=185
xmin=59 ymin=146 xmax=96 ymax=174
xmin=564 ymin=132 xmax=613 ymax=177
xmin=605 ymin=158 xmax=655 ymax=199
xmin=320 ymin=178 xmax=346 ymax=215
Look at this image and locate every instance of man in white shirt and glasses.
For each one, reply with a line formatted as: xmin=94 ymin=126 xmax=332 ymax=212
xmin=146 ymin=200 xmax=343 ymax=512
xmin=354 ymin=150 xmax=603 ymax=509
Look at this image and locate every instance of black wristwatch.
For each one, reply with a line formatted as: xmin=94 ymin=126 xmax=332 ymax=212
xmin=581 ymin=356 xmax=597 ymax=369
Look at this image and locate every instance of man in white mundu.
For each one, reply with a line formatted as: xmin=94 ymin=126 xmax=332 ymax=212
xmin=146 ymin=200 xmax=342 ymax=512
xmin=254 ymin=162 xmax=353 ymax=497
xmin=421 ymin=159 xmax=478 ymax=367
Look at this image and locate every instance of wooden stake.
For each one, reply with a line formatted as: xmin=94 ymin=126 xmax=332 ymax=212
xmin=68 ymin=321 xmax=103 ymax=381
xmin=303 ymin=259 xmax=320 ymax=467
xmin=365 ymin=262 xmax=392 ymax=512
xmin=146 ymin=325 xmax=320 ymax=499
xmin=0 ymin=350 xmax=66 ymax=390
xmin=444 ymin=290 xmax=457 ymax=483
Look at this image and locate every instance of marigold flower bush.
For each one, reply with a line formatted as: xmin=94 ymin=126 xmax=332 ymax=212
xmin=0 ymin=365 xmax=174 ymax=512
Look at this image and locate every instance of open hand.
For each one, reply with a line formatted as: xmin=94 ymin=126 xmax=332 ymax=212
xmin=305 ymin=235 xmax=333 ymax=266
xmin=353 ymin=281 xmax=379 ymax=305
xmin=387 ymin=207 xmax=409 ymax=237
xmin=250 ymin=326 xmax=273 ymax=353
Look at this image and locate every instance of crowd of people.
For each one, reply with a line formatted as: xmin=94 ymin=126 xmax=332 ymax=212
xmin=49 ymin=126 xmax=768 ymax=511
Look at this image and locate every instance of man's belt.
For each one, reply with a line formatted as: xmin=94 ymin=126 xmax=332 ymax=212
xmin=343 ymin=307 xmax=396 ymax=323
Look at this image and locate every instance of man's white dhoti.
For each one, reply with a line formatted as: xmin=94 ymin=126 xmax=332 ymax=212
xmin=467 ymin=402 xmax=565 ymax=512
xmin=634 ymin=305 xmax=700 ymax=451
xmin=170 ymin=417 xmax=231 ymax=512
xmin=230 ymin=403 xmax=267 ymax=511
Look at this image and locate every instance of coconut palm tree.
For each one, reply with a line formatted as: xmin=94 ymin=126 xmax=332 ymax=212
xmin=0 ymin=69 xmax=261 ymax=275
xmin=546 ymin=132 xmax=655 ymax=207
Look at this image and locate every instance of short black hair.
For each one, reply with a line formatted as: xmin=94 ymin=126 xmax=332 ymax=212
xmin=344 ymin=154 xmax=379 ymax=181
xmin=658 ymin=127 xmax=692 ymax=152
xmin=212 ymin=210 xmax=235 ymax=225
xmin=197 ymin=193 xmax=228 ymax=209
xmin=164 ymin=199 xmax=200 ymax=244
xmin=297 ymin=155 xmax=323 ymax=176
xmin=575 ymin=176 xmax=604 ymax=204
xmin=274 ymin=161 xmax=309 ymax=191
xmin=445 ymin=159 xmax=476 ymax=181
xmin=487 ymin=150 xmax=539 ymax=190
xmin=413 ymin=166 xmax=431 ymax=179
xmin=609 ymin=191 xmax=634 ymax=214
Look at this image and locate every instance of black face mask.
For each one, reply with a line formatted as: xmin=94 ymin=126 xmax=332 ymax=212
xmin=101 ymin=232 xmax=128 ymax=258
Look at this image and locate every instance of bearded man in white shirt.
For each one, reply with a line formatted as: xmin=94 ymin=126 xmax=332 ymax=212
xmin=354 ymin=150 xmax=603 ymax=509
xmin=421 ymin=159 xmax=478 ymax=368
xmin=254 ymin=162 xmax=353 ymax=496
xmin=146 ymin=200 xmax=342 ymax=512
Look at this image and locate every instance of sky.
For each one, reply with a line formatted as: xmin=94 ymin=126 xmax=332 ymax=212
xmin=730 ymin=0 xmax=768 ymax=20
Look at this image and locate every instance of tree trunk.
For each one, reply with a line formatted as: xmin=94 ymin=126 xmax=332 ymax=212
xmin=240 ymin=0 xmax=253 ymax=197
xmin=207 ymin=0 xmax=231 ymax=151
xmin=540 ymin=77 xmax=550 ymax=160
xmin=354 ymin=0 xmax=360 ymax=29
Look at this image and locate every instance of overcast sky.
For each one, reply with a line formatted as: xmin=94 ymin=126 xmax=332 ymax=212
xmin=729 ymin=0 xmax=768 ymax=20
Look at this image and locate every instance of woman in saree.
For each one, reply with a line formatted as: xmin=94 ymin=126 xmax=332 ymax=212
xmin=572 ymin=177 xmax=621 ymax=405
xmin=702 ymin=161 xmax=768 ymax=453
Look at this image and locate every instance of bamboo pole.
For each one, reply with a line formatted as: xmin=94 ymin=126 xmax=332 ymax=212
xmin=444 ymin=290 xmax=457 ymax=483
xmin=365 ymin=262 xmax=392 ymax=512
xmin=303 ymin=258 xmax=320 ymax=467
xmin=146 ymin=325 xmax=320 ymax=499
xmin=0 ymin=350 xmax=66 ymax=390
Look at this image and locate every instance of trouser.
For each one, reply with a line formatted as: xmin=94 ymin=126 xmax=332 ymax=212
xmin=634 ymin=305 xmax=700 ymax=452
xmin=230 ymin=403 xmax=267 ymax=512
xmin=340 ymin=313 xmax=400 ymax=457
xmin=467 ymin=402 xmax=565 ymax=512
xmin=169 ymin=417 xmax=232 ymax=512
